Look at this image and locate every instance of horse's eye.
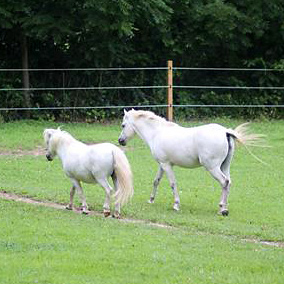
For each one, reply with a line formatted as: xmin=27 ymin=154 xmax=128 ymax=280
xmin=122 ymin=124 xmax=125 ymax=128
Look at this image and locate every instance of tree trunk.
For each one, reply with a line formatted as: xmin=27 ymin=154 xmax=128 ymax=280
xmin=21 ymin=33 xmax=31 ymax=117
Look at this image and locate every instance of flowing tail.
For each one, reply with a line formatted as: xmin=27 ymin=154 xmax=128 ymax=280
xmin=227 ymin=122 xmax=268 ymax=164
xmin=112 ymin=147 xmax=134 ymax=206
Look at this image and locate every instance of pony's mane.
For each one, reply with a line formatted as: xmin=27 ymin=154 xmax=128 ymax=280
xmin=54 ymin=129 xmax=76 ymax=144
xmin=59 ymin=129 xmax=75 ymax=139
xmin=45 ymin=128 xmax=76 ymax=150
xmin=130 ymin=110 xmax=176 ymax=126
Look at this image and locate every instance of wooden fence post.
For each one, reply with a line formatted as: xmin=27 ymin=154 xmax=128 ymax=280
xmin=167 ymin=60 xmax=173 ymax=121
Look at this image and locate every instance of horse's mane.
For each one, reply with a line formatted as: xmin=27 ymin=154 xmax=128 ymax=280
xmin=129 ymin=110 xmax=176 ymax=127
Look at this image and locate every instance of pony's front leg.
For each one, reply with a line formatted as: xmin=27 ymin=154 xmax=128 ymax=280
xmin=161 ymin=163 xmax=180 ymax=211
xmin=149 ymin=166 xmax=164 ymax=204
xmin=66 ymin=185 xmax=75 ymax=210
xmin=72 ymin=179 xmax=89 ymax=214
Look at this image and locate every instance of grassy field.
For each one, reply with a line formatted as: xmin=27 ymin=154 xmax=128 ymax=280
xmin=0 ymin=119 xmax=283 ymax=283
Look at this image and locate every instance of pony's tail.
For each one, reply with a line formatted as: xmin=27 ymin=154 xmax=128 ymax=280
xmin=112 ymin=147 xmax=134 ymax=206
xmin=227 ymin=122 xmax=269 ymax=164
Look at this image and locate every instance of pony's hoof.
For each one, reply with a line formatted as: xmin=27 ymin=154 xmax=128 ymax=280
xmin=66 ymin=205 xmax=73 ymax=210
xmin=104 ymin=210 xmax=111 ymax=217
xmin=221 ymin=209 xmax=229 ymax=216
xmin=173 ymin=203 xmax=180 ymax=211
xmin=113 ymin=213 xmax=121 ymax=219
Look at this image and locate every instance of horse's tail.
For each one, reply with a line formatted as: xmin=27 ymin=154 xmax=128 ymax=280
xmin=112 ymin=147 xmax=134 ymax=206
xmin=227 ymin=122 xmax=268 ymax=164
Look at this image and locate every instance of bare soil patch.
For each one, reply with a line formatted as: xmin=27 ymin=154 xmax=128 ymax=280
xmin=0 ymin=147 xmax=45 ymax=156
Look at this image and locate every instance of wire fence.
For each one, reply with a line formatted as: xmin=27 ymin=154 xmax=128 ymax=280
xmin=0 ymin=66 xmax=283 ymax=112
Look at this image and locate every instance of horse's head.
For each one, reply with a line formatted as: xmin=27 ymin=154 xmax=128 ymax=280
xmin=118 ymin=109 xmax=136 ymax=146
xmin=43 ymin=128 xmax=60 ymax=161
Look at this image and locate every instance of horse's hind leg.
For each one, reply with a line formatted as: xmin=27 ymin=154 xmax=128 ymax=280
xmin=208 ymin=167 xmax=231 ymax=216
xmin=148 ymin=165 xmax=164 ymax=204
xmin=218 ymin=136 xmax=234 ymax=215
xmin=66 ymin=185 xmax=76 ymax=210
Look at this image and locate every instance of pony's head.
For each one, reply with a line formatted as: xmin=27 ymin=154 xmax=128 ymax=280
xmin=118 ymin=109 xmax=137 ymax=146
xmin=43 ymin=128 xmax=63 ymax=161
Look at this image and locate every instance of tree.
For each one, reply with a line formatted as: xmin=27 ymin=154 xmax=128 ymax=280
xmin=0 ymin=0 xmax=79 ymax=115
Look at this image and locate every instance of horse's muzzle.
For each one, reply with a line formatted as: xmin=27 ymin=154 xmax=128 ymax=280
xmin=46 ymin=154 xmax=53 ymax=161
xmin=118 ymin=138 xmax=126 ymax=146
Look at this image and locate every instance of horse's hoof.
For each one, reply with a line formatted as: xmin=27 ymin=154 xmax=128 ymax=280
xmin=66 ymin=205 xmax=73 ymax=210
xmin=82 ymin=210 xmax=89 ymax=215
xmin=221 ymin=209 xmax=229 ymax=216
xmin=104 ymin=211 xmax=111 ymax=217
xmin=148 ymin=198 xmax=154 ymax=204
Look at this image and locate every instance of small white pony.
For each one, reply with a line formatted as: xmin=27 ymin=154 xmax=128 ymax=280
xmin=44 ymin=128 xmax=133 ymax=218
xmin=118 ymin=109 xmax=264 ymax=216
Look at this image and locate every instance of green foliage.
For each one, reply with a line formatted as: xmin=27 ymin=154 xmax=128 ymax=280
xmin=0 ymin=0 xmax=283 ymax=120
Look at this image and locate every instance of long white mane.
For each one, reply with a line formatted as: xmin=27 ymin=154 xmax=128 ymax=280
xmin=128 ymin=110 xmax=176 ymax=127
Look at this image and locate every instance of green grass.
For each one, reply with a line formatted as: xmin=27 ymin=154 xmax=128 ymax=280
xmin=0 ymin=199 xmax=283 ymax=284
xmin=0 ymin=119 xmax=284 ymax=283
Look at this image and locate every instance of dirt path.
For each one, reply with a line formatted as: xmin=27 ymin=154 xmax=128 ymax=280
xmin=0 ymin=191 xmax=172 ymax=229
xmin=1 ymin=190 xmax=283 ymax=248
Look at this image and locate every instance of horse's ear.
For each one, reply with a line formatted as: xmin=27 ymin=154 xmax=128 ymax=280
xmin=124 ymin=109 xmax=128 ymax=115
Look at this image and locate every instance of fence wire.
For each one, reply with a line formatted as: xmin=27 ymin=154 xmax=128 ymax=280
xmin=0 ymin=66 xmax=283 ymax=112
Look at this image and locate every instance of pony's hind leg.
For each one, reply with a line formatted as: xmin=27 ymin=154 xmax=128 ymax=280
xmin=208 ymin=167 xmax=231 ymax=216
xmin=97 ymin=177 xmax=113 ymax=217
xmin=149 ymin=166 xmax=164 ymax=204
xmin=112 ymin=173 xmax=121 ymax=218
xmin=66 ymin=185 xmax=76 ymax=210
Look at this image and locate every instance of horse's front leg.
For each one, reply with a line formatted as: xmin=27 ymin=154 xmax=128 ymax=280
xmin=148 ymin=165 xmax=164 ymax=204
xmin=66 ymin=185 xmax=75 ymax=210
xmin=161 ymin=163 xmax=180 ymax=211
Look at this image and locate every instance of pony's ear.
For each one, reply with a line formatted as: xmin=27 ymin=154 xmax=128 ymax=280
xmin=43 ymin=129 xmax=52 ymax=142
xmin=124 ymin=109 xmax=128 ymax=115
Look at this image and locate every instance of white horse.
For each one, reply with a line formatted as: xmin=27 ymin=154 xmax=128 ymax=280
xmin=44 ymin=128 xmax=133 ymax=218
xmin=118 ymin=109 xmax=264 ymax=216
